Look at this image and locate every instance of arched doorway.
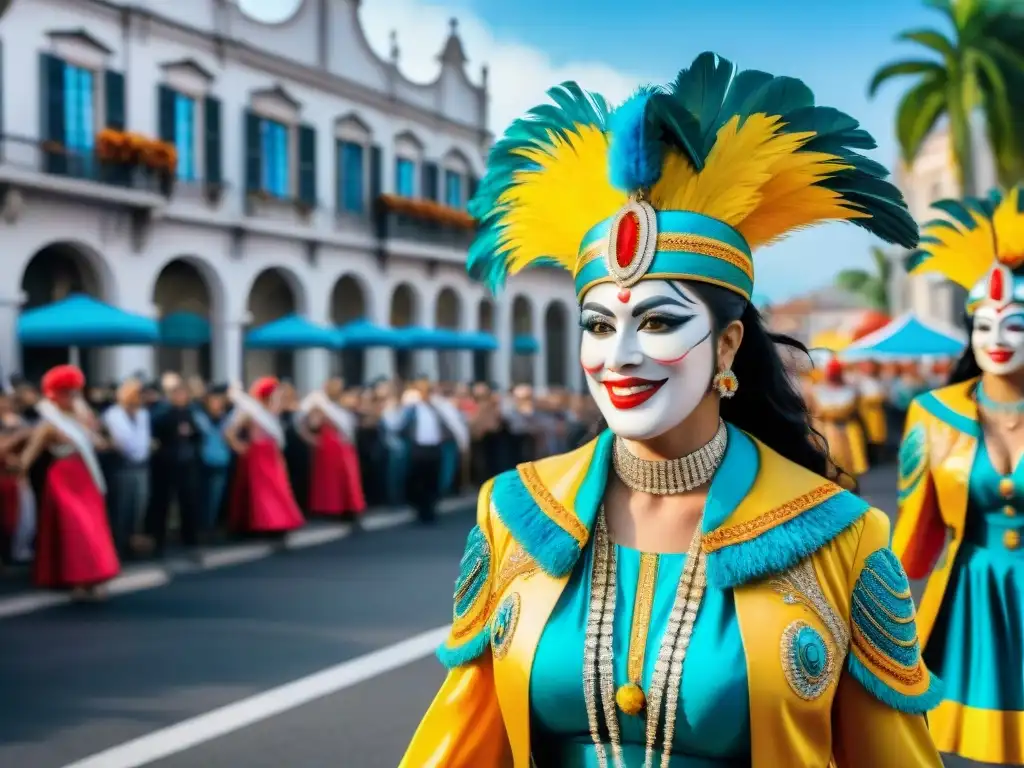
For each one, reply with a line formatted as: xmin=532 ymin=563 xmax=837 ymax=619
xmin=152 ymin=259 xmax=214 ymax=380
xmin=474 ymin=299 xmax=494 ymax=383
xmin=389 ymin=282 xmax=418 ymax=381
xmin=331 ymin=274 xmax=367 ymax=385
xmin=511 ymin=295 xmax=534 ymax=386
xmin=435 ymin=286 xmax=461 ymax=383
xmin=245 ymin=268 xmax=301 ymax=383
xmin=20 ymin=242 xmax=105 ymax=382
xmin=544 ymin=301 xmax=570 ymax=388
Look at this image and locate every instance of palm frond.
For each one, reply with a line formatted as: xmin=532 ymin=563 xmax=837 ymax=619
xmin=894 ymin=75 xmax=948 ymax=164
xmin=867 ymin=59 xmax=945 ymax=96
xmin=897 ymin=29 xmax=957 ymax=59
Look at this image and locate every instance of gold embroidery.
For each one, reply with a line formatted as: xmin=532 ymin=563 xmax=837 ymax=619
xmin=626 ymin=552 xmax=659 ymax=686
xmin=450 ymin=545 xmax=538 ymax=643
xmin=769 ymin=558 xmax=849 ymax=654
xmin=851 ymin=624 xmax=924 ymax=687
xmin=518 ymin=462 xmax=589 ymax=545
xmin=702 ymin=484 xmax=842 ymax=553
xmin=852 ymin=594 xmax=919 ymax=648
xmin=579 ymin=233 xmax=754 ymax=279
xmin=453 ymin=559 xmax=484 ymax=606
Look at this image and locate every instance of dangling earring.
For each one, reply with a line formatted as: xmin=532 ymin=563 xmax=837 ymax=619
xmin=713 ymin=369 xmax=739 ymax=399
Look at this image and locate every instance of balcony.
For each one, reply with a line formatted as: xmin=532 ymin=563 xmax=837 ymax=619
xmin=375 ymin=194 xmax=475 ymax=262
xmin=0 ymin=134 xmax=167 ymax=209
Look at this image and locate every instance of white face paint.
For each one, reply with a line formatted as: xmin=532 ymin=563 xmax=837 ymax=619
xmin=972 ymin=302 xmax=1024 ymax=375
xmin=579 ymin=279 xmax=715 ymax=440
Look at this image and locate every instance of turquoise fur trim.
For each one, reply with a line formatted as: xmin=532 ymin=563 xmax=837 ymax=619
xmin=781 ymin=621 xmax=832 ymax=700
xmin=607 ymin=88 xmax=665 ymax=192
xmin=579 ymin=211 xmax=751 ymax=256
xmin=575 ymin=250 xmax=753 ymax=300
xmin=706 ymin=489 xmax=870 ymax=589
xmin=703 ymin=425 xmax=758 ymax=533
xmin=915 ymin=392 xmax=981 ymax=437
xmin=453 ymin=525 xmax=491 ymax=619
xmin=897 ymin=424 xmax=928 ymax=505
xmin=848 ymin=548 xmax=943 ymax=714
xmin=491 ymin=431 xmax=614 ymax=577
xmin=436 ymin=626 xmax=491 ymax=670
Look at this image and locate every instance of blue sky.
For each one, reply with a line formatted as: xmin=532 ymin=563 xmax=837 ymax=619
xmin=240 ymin=0 xmax=943 ymax=303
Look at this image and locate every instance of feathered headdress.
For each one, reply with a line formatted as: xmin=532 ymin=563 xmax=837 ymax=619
xmin=468 ymin=52 xmax=918 ymax=302
xmin=906 ymin=185 xmax=1024 ymax=314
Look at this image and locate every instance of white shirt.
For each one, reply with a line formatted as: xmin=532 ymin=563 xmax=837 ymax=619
xmin=103 ymin=405 xmax=151 ymax=464
xmin=411 ymin=402 xmax=443 ymax=446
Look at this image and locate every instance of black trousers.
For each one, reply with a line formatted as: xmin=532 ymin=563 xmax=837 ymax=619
xmin=407 ymin=444 xmax=442 ymax=523
xmin=146 ymin=459 xmax=200 ymax=552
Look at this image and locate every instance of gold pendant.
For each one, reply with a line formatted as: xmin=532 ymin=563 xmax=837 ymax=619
xmin=615 ymin=682 xmax=646 ymax=715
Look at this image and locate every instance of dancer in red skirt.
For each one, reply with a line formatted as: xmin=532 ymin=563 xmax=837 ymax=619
xmin=224 ymin=377 xmax=305 ymax=534
xmin=298 ymin=380 xmax=366 ymax=521
xmin=19 ymin=365 xmax=119 ymax=598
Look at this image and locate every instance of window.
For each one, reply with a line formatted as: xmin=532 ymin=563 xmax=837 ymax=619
xmin=395 ymin=157 xmax=415 ymax=197
xmin=63 ymin=63 xmax=94 ymax=158
xmin=174 ymin=93 xmax=196 ymax=181
xmin=445 ymin=169 xmax=463 ymax=209
xmin=340 ymin=141 xmax=365 ymax=213
xmin=261 ymin=118 xmax=290 ymax=198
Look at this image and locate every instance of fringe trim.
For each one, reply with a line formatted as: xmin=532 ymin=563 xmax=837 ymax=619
xmin=436 ymin=626 xmax=491 ymax=670
xmin=846 ymin=652 xmax=944 ymax=715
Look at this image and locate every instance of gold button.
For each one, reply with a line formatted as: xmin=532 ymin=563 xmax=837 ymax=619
xmin=1005 ymin=530 xmax=1021 ymax=550
xmin=1001 ymin=478 xmax=1016 ymax=499
xmin=1007 ymin=505 xmax=1018 ymax=518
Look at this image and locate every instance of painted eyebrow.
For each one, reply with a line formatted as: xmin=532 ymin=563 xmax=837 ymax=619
xmin=631 ymin=296 xmax=690 ymax=317
xmin=580 ymin=301 xmax=614 ymax=318
xmin=665 ymin=282 xmax=696 ymax=305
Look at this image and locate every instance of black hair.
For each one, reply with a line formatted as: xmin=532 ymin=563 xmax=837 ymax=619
xmin=585 ymin=280 xmax=845 ymax=483
xmin=949 ymin=311 xmax=981 ymax=385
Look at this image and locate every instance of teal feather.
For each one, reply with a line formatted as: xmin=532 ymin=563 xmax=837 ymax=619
xmin=607 ymin=87 xmax=667 ymax=192
xmin=904 ymin=250 xmax=930 ymax=272
xmin=932 ymin=199 xmax=980 ymax=229
xmin=646 ymin=92 xmax=703 ymax=169
xmin=668 ymin=52 xmax=735 ymax=159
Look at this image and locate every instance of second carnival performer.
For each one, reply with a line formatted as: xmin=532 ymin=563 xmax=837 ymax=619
xmin=854 ymin=360 xmax=888 ymax=464
xmin=298 ymin=379 xmax=366 ymax=521
xmin=224 ymin=377 xmax=305 ymax=535
xmin=401 ymin=52 xmax=942 ymax=767
xmin=809 ymin=357 xmax=870 ymax=479
xmin=895 ymin=184 xmax=1024 ymax=765
xmin=19 ymin=365 xmax=119 ymax=598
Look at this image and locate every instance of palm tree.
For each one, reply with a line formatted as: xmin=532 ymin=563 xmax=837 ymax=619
xmin=868 ymin=0 xmax=1024 ymax=194
xmin=835 ymin=247 xmax=891 ymax=312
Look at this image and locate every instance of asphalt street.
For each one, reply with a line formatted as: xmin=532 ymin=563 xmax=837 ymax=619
xmin=0 ymin=467 xmax=981 ymax=768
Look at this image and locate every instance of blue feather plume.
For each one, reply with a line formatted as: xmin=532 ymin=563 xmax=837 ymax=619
xmin=607 ymin=87 xmax=665 ymax=193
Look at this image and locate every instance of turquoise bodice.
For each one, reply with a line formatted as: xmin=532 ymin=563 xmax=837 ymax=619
xmin=529 ymin=538 xmax=750 ymax=767
xmin=965 ymin=440 xmax=1024 ymax=555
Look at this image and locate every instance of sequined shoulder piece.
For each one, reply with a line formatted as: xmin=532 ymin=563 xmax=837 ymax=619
xmin=898 ymin=422 xmax=928 ymax=506
xmin=846 ymin=547 xmax=942 ymax=713
xmin=437 ymin=522 xmax=495 ymax=669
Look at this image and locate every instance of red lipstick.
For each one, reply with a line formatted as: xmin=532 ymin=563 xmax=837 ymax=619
xmin=988 ymin=348 xmax=1014 ymax=364
xmin=602 ymin=377 xmax=666 ymax=409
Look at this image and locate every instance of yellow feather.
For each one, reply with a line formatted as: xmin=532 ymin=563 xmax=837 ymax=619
xmin=912 ymin=211 xmax=995 ymax=289
xmin=995 ymin=187 xmax=1024 ymax=268
xmin=497 ymin=125 xmax=625 ymax=276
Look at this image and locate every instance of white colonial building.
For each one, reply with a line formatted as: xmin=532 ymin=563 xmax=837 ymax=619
xmin=0 ymin=0 xmax=580 ymax=392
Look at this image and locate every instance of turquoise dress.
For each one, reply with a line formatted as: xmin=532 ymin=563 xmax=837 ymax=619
xmin=530 ymin=537 xmax=750 ymax=767
xmin=924 ymin=439 xmax=1024 ymax=715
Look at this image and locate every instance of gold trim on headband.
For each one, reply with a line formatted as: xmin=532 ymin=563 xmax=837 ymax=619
xmin=575 ymin=271 xmax=751 ymax=300
xmin=579 ymin=233 xmax=754 ymax=280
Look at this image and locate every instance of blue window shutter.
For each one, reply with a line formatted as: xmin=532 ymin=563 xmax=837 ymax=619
xmin=39 ymin=53 xmax=66 ymax=174
xmin=157 ymin=84 xmax=176 ymax=142
xmin=105 ymin=70 xmax=126 ymax=130
xmin=369 ymin=144 xmax=382 ymax=200
xmin=334 ymin=138 xmax=343 ymax=211
xmin=298 ymin=123 xmax=316 ymax=205
xmin=468 ymin=173 xmax=479 ymax=204
xmin=244 ymin=109 xmax=261 ymax=192
xmin=422 ymin=161 xmax=438 ymax=201
xmin=204 ymin=96 xmax=222 ymax=186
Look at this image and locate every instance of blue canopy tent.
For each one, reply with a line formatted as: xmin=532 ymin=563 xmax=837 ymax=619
xmin=407 ymin=328 xmax=500 ymax=351
xmin=245 ymin=314 xmax=338 ymax=349
xmin=336 ymin=319 xmax=407 ymax=349
xmin=840 ymin=312 xmax=966 ymax=360
xmin=19 ymin=294 xmax=160 ymax=346
xmin=514 ymin=334 xmax=540 ymax=355
xmin=159 ymin=311 xmax=211 ymax=348
xmin=461 ymin=331 xmax=499 ymax=351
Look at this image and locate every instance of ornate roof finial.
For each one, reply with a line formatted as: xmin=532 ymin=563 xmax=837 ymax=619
xmin=389 ymin=29 xmax=400 ymax=64
xmin=438 ymin=15 xmax=467 ymax=68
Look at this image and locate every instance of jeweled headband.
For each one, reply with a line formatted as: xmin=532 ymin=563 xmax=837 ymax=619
xmin=466 ymin=52 xmax=918 ymax=301
xmin=908 ymin=185 xmax=1024 ymax=315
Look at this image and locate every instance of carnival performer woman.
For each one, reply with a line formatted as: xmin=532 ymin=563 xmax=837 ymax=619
xmin=894 ymin=184 xmax=1024 ymax=765
xmin=854 ymin=360 xmax=888 ymax=464
xmin=809 ymin=357 xmax=870 ymax=478
xmin=298 ymin=379 xmax=366 ymax=520
xmin=224 ymin=377 xmax=305 ymax=534
xmin=18 ymin=365 xmax=118 ymax=597
xmin=401 ymin=52 xmax=941 ymax=768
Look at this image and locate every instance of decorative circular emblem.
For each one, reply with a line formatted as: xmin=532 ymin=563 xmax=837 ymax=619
xmin=780 ymin=620 xmax=835 ymax=701
xmin=605 ymin=198 xmax=658 ymax=288
xmin=491 ymin=592 xmax=521 ymax=660
xmin=453 ymin=525 xmax=491 ymax=622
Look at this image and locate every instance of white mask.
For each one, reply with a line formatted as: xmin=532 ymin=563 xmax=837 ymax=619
xmin=579 ymin=279 xmax=715 ymax=440
xmin=972 ymin=302 xmax=1024 ymax=375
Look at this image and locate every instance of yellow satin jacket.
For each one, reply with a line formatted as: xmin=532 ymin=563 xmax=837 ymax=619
xmin=403 ymin=426 xmax=942 ymax=767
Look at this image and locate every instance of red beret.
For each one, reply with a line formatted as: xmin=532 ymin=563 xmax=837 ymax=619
xmin=249 ymin=376 xmax=279 ymax=401
xmin=42 ymin=364 xmax=86 ymax=399
xmin=824 ymin=357 xmax=843 ymax=381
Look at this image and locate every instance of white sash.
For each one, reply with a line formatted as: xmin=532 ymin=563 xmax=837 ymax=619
xmin=299 ymin=391 xmax=356 ymax=442
xmin=36 ymin=399 xmax=107 ymax=495
xmin=228 ymin=388 xmax=285 ymax=448
xmin=429 ymin=396 xmax=469 ymax=452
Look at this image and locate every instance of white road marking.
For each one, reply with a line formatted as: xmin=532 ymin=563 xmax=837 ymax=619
xmin=61 ymin=625 xmax=451 ymax=768
xmin=285 ymin=525 xmax=350 ymax=549
xmin=198 ymin=543 xmax=275 ymax=570
xmin=0 ymin=565 xmax=169 ymax=619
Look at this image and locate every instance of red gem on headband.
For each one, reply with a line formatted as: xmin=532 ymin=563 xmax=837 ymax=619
xmin=990 ymin=267 xmax=1005 ymax=302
